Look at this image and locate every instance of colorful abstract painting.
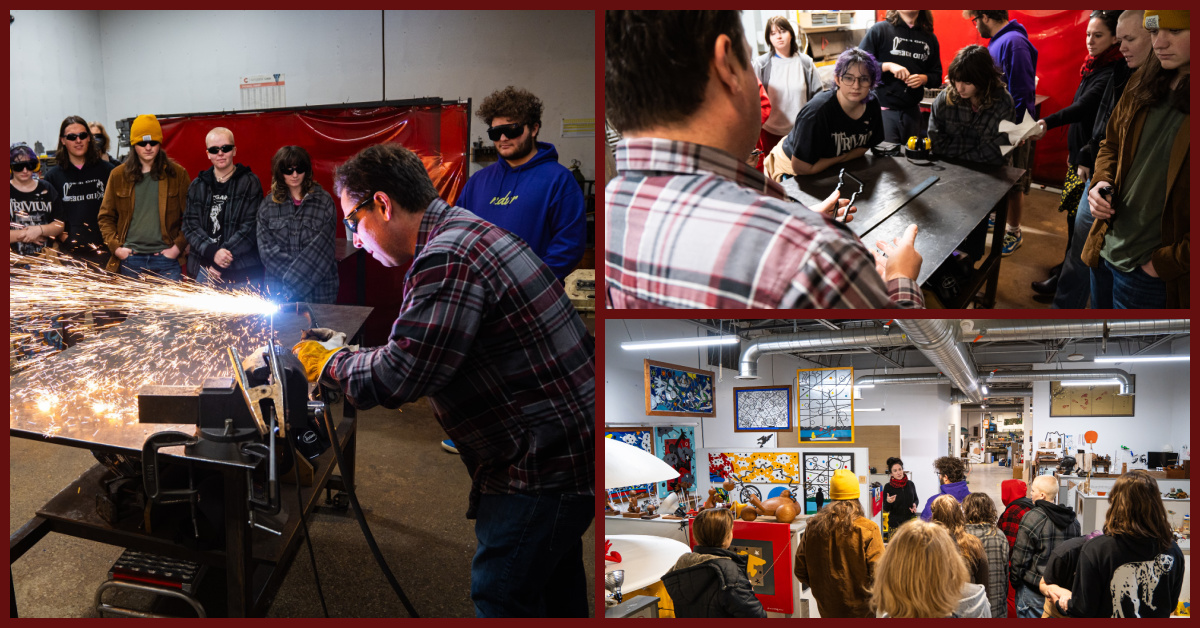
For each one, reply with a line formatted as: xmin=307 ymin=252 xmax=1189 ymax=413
xmin=797 ymin=367 xmax=855 ymax=443
xmin=1049 ymin=381 xmax=1134 ymax=416
xmin=605 ymin=428 xmax=654 ymax=503
xmin=707 ymin=452 xmax=800 ymax=485
xmin=644 ymin=359 xmax=716 ymax=417
xmin=733 ymin=386 xmax=792 ymax=432
xmin=654 ymin=426 xmax=696 ymax=498
xmin=802 ymin=452 xmax=855 ymax=514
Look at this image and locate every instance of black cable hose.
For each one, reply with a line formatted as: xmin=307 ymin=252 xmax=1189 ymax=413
xmin=285 ymin=432 xmax=329 ymax=618
xmin=319 ymin=394 xmax=420 ymax=618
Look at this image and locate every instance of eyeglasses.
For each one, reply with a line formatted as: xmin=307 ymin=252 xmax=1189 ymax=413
xmin=135 ymin=140 xmax=160 ymax=148
xmin=11 ymin=161 xmax=38 ymax=172
xmin=486 ymin=123 xmax=525 ymax=141
xmin=281 ymin=166 xmax=306 ymax=175
xmin=92 ymin=134 xmax=105 ymax=142
xmin=838 ymin=73 xmax=873 ymax=87
xmin=343 ymin=194 xmax=377 ymax=235
xmin=970 ymin=16 xmax=980 ymax=26
xmin=63 ymin=132 xmax=90 ymax=142
xmin=206 ymin=144 xmax=235 ymax=154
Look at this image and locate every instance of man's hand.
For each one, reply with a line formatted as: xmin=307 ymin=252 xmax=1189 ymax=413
xmin=1076 ymin=165 xmax=1091 ymax=181
xmin=292 ymin=340 xmax=347 ymax=385
xmin=160 ymin=244 xmax=181 ymax=260
xmin=1141 ymin=259 xmax=1158 ymax=278
xmin=873 ymin=224 xmax=922 ymax=282
xmin=1088 ymin=181 xmax=1115 ymax=220
xmin=813 ymin=189 xmax=857 ymax=223
xmin=115 ymin=246 xmax=132 ymax=260
xmin=886 ymin=62 xmax=911 ymax=81
xmin=903 ymin=73 xmax=926 ymax=89
xmin=214 ymin=248 xmax=233 ymax=268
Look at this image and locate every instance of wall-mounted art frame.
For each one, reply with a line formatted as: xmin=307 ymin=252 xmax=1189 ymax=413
xmin=707 ymin=452 xmax=800 ymax=486
xmin=644 ymin=359 xmax=716 ymax=417
xmin=654 ymin=426 xmax=696 ymax=499
xmin=605 ymin=428 xmax=655 ymax=503
xmin=686 ymin=519 xmax=793 ymax=614
xmin=802 ymin=452 xmax=855 ymax=515
xmin=733 ymin=385 xmax=792 ymax=432
xmin=796 ymin=367 xmax=855 ymax=443
xmin=1049 ymin=381 xmax=1134 ymax=417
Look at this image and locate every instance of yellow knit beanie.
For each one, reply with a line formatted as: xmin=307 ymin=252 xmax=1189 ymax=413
xmin=1144 ymin=11 xmax=1189 ymax=30
xmin=829 ymin=468 xmax=860 ymax=500
xmin=130 ymin=114 xmax=163 ymax=144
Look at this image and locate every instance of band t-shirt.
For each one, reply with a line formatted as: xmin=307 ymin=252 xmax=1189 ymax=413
xmin=782 ymin=89 xmax=884 ymax=165
xmin=10 ymin=179 xmax=63 ymax=255
xmin=203 ymin=178 xmax=230 ymax=242
xmin=42 ymin=159 xmax=115 ymax=258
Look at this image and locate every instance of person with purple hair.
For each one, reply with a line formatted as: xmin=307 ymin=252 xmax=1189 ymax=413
xmin=778 ymin=47 xmax=884 ymax=176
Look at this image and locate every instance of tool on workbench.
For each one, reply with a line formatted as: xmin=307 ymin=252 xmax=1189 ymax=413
xmin=856 ymin=174 xmax=940 ymax=236
xmin=835 ymin=168 xmax=864 ymax=222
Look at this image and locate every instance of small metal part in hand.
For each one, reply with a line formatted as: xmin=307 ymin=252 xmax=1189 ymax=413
xmin=835 ymin=168 xmax=864 ymax=222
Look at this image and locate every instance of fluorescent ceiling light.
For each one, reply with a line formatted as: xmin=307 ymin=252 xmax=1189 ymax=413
xmin=981 ymin=385 xmax=989 ymax=395
xmin=855 ymin=383 xmax=875 ymax=389
xmin=855 ymin=407 xmax=883 ymax=412
xmin=1059 ymin=379 xmax=1121 ymax=387
xmin=620 ymin=336 xmax=738 ymax=350
xmin=1093 ymin=355 xmax=1189 ymax=363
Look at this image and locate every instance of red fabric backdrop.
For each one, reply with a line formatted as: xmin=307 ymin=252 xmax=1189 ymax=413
xmin=155 ymin=101 xmax=469 ymax=345
xmin=877 ymin=10 xmax=1092 ymax=184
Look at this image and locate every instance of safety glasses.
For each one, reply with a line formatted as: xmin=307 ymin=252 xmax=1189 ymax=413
xmin=206 ymin=144 xmax=235 ymax=154
xmin=63 ymin=132 xmax=90 ymax=142
xmin=486 ymin=123 xmax=525 ymax=141
xmin=135 ymin=140 xmax=160 ymax=148
xmin=10 ymin=161 xmax=38 ymax=172
xmin=281 ymin=166 xmax=307 ymax=175
xmin=343 ymin=194 xmax=377 ymax=235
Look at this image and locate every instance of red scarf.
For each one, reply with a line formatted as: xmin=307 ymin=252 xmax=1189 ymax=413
xmin=889 ymin=476 xmax=908 ymax=489
xmin=1081 ymin=44 xmax=1123 ymax=77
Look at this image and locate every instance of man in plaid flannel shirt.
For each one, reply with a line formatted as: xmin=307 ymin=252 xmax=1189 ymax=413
xmin=605 ymin=10 xmax=925 ymax=308
xmin=295 ymin=143 xmax=595 ymax=617
xmin=1009 ymin=476 xmax=1081 ymax=618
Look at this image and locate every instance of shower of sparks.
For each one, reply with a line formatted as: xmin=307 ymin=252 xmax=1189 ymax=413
xmin=10 ymin=249 xmax=282 ymax=437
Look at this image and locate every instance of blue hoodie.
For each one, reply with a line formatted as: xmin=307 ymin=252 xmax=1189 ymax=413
xmin=987 ymin=20 xmax=1039 ymax=122
xmin=458 ymin=141 xmax=586 ymax=280
xmin=920 ymin=479 xmax=971 ymax=522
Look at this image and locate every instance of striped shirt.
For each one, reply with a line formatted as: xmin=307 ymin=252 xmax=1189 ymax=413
xmin=329 ymin=199 xmax=595 ymax=518
xmin=605 ymin=138 xmax=923 ymax=308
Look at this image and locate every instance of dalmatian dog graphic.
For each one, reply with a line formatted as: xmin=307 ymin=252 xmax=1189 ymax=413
xmin=1110 ymin=554 xmax=1174 ymax=617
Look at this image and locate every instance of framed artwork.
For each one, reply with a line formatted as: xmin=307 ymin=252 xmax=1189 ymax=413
xmin=644 ymin=359 xmax=716 ymax=417
xmin=733 ymin=385 xmax=792 ymax=432
xmin=707 ymin=452 xmax=800 ymax=487
xmin=802 ymin=452 xmax=855 ymax=515
xmin=796 ymin=367 xmax=855 ymax=443
xmin=605 ymin=428 xmax=654 ymax=503
xmin=1049 ymin=381 xmax=1134 ymax=416
xmin=654 ymin=426 xmax=696 ymax=499
xmin=686 ymin=519 xmax=794 ymax=614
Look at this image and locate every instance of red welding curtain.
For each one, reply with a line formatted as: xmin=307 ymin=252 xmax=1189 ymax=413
xmin=876 ymin=10 xmax=1093 ymax=184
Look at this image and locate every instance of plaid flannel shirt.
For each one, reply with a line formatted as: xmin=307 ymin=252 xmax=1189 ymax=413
xmin=329 ymin=199 xmax=595 ymax=518
xmin=967 ymin=523 xmax=1011 ymax=618
xmin=928 ymin=90 xmax=1016 ymax=167
xmin=1009 ymin=505 xmax=1081 ymax=589
xmin=998 ymin=500 xmax=1033 ymax=549
xmin=605 ymin=138 xmax=923 ymax=309
xmin=257 ymin=187 xmax=339 ymax=303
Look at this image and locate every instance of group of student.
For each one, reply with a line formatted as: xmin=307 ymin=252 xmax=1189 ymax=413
xmin=603 ymin=10 xmax=1189 ymax=309
xmin=11 ymin=86 xmax=589 ymax=301
xmin=661 ymin=456 xmax=1185 ymax=618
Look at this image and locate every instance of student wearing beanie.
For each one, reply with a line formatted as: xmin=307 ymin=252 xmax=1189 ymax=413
xmin=97 ymin=114 xmax=191 ymax=278
xmin=795 ymin=468 xmax=882 ymax=617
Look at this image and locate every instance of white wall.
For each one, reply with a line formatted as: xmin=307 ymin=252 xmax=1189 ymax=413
xmin=10 ymin=11 xmax=108 ymax=150
xmin=11 ymin=10 xmax=595 ymax=179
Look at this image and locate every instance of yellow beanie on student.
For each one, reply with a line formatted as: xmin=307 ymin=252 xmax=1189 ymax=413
xmin=830 ymin=468 xmax=860 ymax=500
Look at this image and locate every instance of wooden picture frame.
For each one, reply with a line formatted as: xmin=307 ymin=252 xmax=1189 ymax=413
xmin=644 ymin=359 xmax=716 ymax=417
xmin=733 ymin=385 xmax=792 ymax=432
xmin=796 ymin=366 xmax=855 ymax=444
xmin=1049 ymin=381 xmax=1135 ymax=417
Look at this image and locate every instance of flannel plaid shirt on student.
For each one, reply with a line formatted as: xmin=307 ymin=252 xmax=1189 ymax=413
xmin=998 ymin=500 xmax=1033 ymax=549
xmin=604 ymin=138 xmax=923 ymax=309
xmin=329 ymin=199 xmax=595 ymax=518
xmin=967 ymin=523 xmax=1012 ymax=618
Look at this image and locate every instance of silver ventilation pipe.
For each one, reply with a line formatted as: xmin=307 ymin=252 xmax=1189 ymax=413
xmin=983 ymin=369 xmax=1135 ymax=395
xmin=973 ymin=319 xmax=1189 ymax=341
xmin=736 ymin=328 xmax=907 ymax=379
xmin=895 ymin=319 xmax=985 ymax=403
xmin=960 ymin=404 xmax=1025 ymax=412
xmin=856 ymin=373 xmax=950 ymax=387
xmin=950 ymin=388 xmax=1032 ymax=403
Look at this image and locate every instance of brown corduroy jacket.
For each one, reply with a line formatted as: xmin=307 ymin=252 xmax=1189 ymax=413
xmin=1082 ymin=72 xmax=1190 ymax=308
xmin=97 ymin=160 xmax=191 ymax=274
xmin=794 ymin=515 xmax=883 ymax=618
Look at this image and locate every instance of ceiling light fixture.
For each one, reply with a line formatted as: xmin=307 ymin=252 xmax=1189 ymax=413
xmin=1093 ymin=355 xmax=1189 ymax=363
xmin=620 ymin=336 xmax=739 ymax=351
xmin=855 ymin=407 xmax=883 ymax=412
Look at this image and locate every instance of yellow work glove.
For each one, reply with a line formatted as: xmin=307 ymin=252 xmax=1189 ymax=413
xmin=292 ymin=340 xmax=347 ymax=384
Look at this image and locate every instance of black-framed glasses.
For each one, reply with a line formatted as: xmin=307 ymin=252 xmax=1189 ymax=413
xmin=63 ymin=132 xmax=90 ymax=141
xmin=11 ymin=161 xmax=38 ymax=172
xmin=135 ymin=140 xmax=160 ymax=148
xmin=343 ymin=194 xmax=377 ymax=235
xmin=206 ymin=144 xmax=235 ymax=154
xmin=281 ymin=166 xmax=306 ymax=175
xmin=838 ymin=73 xmax=873 ymax=87
xmin=486 ymin=123 xmax=525 ymax=141
xmin=970 ymin=16 xmax=980 ymax=26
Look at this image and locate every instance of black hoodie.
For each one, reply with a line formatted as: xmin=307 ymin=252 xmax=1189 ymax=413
xmin=1067 ymin=534 xmax=1184 ymax=617
xmin=661 ymin=546 xmax=767 ymax=618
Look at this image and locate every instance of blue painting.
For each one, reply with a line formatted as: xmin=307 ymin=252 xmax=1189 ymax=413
xmin=655 ymin=426 xmax=696 ymax=498
xmin=606 ymin=428 xmax=654 ymax=503
xmin=645 ymin=359 xmax=716 ymax=417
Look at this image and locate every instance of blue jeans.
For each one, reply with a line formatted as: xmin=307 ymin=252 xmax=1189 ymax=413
xmin=1016 ymin=582 xmax=1045 ymax=618
xmin=119 ymin=252 xmax=183 ymax=281
xmin=1052 ymin=179 xmax=1096 ymax=308
xmin=1091 ymin=259 xmax=1166 ymax=309
xmin=471 ymin=493 xmax=594 ymax=617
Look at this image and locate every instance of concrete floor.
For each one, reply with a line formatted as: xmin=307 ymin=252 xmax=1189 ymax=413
xmin=963 ymin=459 xmax=1018 ymax=512
xmin=10 ymin=397 xmax=595 ymax=618
xmin=986 ymin=186 xmax=1072 ymax=309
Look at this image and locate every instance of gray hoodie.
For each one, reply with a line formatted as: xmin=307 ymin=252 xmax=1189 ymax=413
xmin=955 ymin=582 xmax=991 ymax=618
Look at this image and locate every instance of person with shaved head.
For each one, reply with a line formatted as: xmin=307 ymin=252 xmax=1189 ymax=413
xmin=182 ymin=126 xmax=264 ymax=287
xmin=1009 ymin=475 xmax=1080 ymax=617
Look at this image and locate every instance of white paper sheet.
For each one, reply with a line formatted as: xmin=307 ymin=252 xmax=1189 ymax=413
xmin=997 ymin=110 xmax=1042 ymax=156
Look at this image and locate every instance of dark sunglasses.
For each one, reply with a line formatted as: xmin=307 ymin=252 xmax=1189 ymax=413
xmin=206 ymin=144 xmax=235 ymax=154
xmin=11 ymin=161 xmax=39 ymax=172
xmin=486 ymin=123 xmax=525 ymax=141
xmin=343 ymin=194 xmax=377 ymax=235
xmin=281 ymin=166 xmax=307 ymax=175
xmin=92 ymin=134 xmax=105 ymax=142
xmin=63 ymin=132 xmax=90 ymax=141
xmin=135 ymin=140 xmax=160 ymax=148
